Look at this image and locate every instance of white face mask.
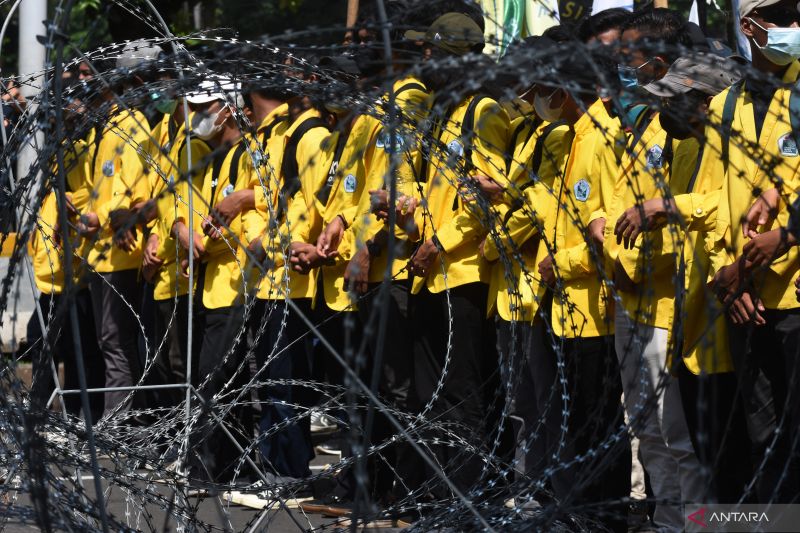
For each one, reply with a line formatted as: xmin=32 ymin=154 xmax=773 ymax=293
xmin=192 ymin=104 xmax=227 ymax=140
xmin=748 ymin=18 xmax=800 ymax=66
xmin=533 ymin=88 xmax=564 ymax=122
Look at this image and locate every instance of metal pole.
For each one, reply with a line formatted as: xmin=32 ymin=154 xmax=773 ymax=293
xmin=16 ymin=0 xmax=47 ymax=205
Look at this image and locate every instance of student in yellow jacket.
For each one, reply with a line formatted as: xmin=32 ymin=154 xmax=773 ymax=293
xmin=309 ymin=72 xmax=433 ymax=505
xmin=615 ymin=54 xmax=750 ymax=503
xmin=31 ymin=136 xmax=104 ymax=419
xmin=242 ymin=87 xmax=327 ymax=480
xmin=478 ymin=36 xmax=571 ymax=491
xmin=483 ymin=107 xmax=569 ymax=486
xmin=77 ymin=40 xmax=161 ymax=417
xmin=182 ymin=78 xmax=254 ymax=483
xmin=396 ymin=12 xmax=511 ymax=496
xmin=142 ymin=99 xmax=212 ymax=409
xmin=533 ymin=49 xmax=632 ymax=527
xmin=605 ymin=14 xmax=710 ymax=531
xmin=701 ymin=0 xmax=800 ymax=503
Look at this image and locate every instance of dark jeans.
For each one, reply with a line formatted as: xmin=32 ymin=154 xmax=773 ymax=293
xmin=411 ymin=283 xmax=497 ymax=498
xmin=190 ymin=302 xmax=250 ymax=483
xmin=89 ymin=269 xmax=141 ymax=416
xmin=250 ymin=298 xmax=314 ymax=479
xmin=31 ymin=290 xmax=105 ymax=420
xmin=728 ymin=308 xmax=800 ymax=503
xmin=678 ymin=363 xmax=753 ymax=503
xmin=561 ymin=334 xmax=631 ymax=533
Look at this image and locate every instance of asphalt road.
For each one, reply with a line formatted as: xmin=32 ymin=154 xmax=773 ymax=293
xmin=1 ymin=453 xmax=407 ymax=532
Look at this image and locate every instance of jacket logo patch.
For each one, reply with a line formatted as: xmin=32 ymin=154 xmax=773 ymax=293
xmin=447 ymin=140 xmax=464 ymax=157
xmin=646 ymin=144 xmax=664 ymax=169
xmin=376 ymin=130 xmax=405 ymax=152
xmin=778 ymin=133 xmax=798 ymax=157
xmin=573 ymin=179 xmax=590 ymax=202
xmin=344 ymin=174 xmax=357 ymax=193
xmin=102 ymin=160 xmax=115 ymax=177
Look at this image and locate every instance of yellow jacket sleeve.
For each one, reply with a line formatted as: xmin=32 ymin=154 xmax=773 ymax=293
xmin=553 ymin=242 xmax=595 ymax=281
xmin=483 ymin=184 xmax=548 ymax=261
xmin=673 ymin=189 xmax=720 ymax=233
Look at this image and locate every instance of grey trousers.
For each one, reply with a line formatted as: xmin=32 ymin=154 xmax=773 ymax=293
xmin=615 ymin=307 xmax=703 ymax=532
xmin=90 ymin=269 xmax=141 ymax=417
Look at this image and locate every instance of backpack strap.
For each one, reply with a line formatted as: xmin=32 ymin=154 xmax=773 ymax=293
xmin=393 ymin=81 xmax=426 ymax=98
xmin=276 ymin=116 xmax=330 ymax=220
xmin=789 ymin=78 xmax=800 ymax=150
xmin=315 ymin=128 xmax=350 ymax=207
xmin=460 ymin=94 xmax=491 ymax=175
xmin=662 ymin=135 xmax=674 ymax=172
xmin=226 ymin=141 xmax=248 ymax=188
xmin=506 ymin=116 xmax=543 ymax=173
xmin=503 ymin=121 xmax=566 ymax=224
xmin=625 ymin=105 xmax=658 ymax=152
xmin=260 ymin=114 xmax=288 ymax=149
xmin=527 ymin=120 xmax=566 ymax=184
xmin=720 ymin=80 xmax=744 ymax=176
xmin=452 ymin=94 xmax=491 ymax=210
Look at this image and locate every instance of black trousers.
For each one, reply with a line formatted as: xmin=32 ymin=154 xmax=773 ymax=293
xmin=357 ymin=280 xmax=420 ymax=501
xmin=190 ymin=302 xmax=250 ymax=483
xmin=560 ymin=334 xmax=631 ymax=533
xmin=89 ymin=269 xmax=141 ymax=416
xmin=250 ymin=298 xmax=314 ymax=479
xmin=496 ymin=314 xmax=570 ymax=496
xmin=147 ymin=294 xmax=194 ymax=410
xmin=728 ymin=308 xmax=800 ymax=503
xmin=678 ymin=363 xmax=753 ymax=503
xmin=31 ymin=290 xmax=105 ymax=420
xmin=311 ymin=276 xmax=364 ymax=500
xmin=411 ymin=283 xmax=497 ymax=498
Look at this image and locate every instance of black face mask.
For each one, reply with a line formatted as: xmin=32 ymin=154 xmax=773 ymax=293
xmin=659 ymin=107 xmax=695 ymax=140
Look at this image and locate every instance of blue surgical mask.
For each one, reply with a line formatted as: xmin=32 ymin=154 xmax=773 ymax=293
xmin=617 ymin=64 xmax=640 ymax=89
xmin=748 ymin=18 xmax=800 ymax=65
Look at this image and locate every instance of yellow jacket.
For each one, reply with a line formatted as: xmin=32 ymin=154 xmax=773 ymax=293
xmin=252 ymin=102 xmax=291 ymax=218
xmin=197 ymin=138 xmax=253 ymax=309
xmin=81 ymin=106 xmax=151 ymax=273
xmin=551 ymin=98 xmax=624 ymax=338
xmin=315 ymin=114 xmax=383 ymax=311
xmin=484 ymin=117 xmax=570 ymax=321
xmin=145 ymin=113 xmax=176 ymax=206
xmin=341 ymin=77 xmax=432 ymax=284
xmin=31 ymin=141 xmax=90 ymax=294
xmin=665 ymin=138 xmax=734 ymax=374
xmin=152 ymin=128 xmax=212 ymax=301
xmin=705 ymin=61 xmax=800 ymax=310
xmin=259 ymin=109 xmax=330 ymax=301
xmin=605 ymin=113 xmax=679 ymax=329
xmin=413 ymin=94 xmax=511 ymax=294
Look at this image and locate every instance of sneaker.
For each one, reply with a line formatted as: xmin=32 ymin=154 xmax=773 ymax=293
xmin=310 ymin=409 xmax=338 ymax=435
xmin=314 ymin=443 xmax=342 ymax=457
xmin=628 ymin=499 xmax=649 ymax=530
